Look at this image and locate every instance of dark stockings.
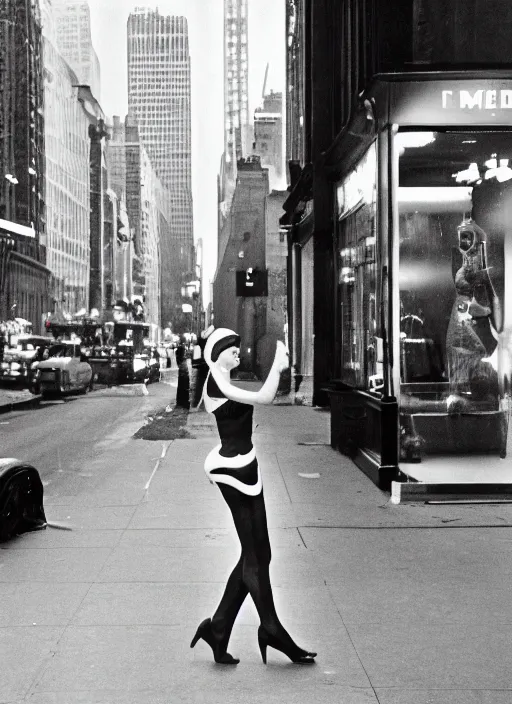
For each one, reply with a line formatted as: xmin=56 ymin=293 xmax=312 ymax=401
xmin=211 ymin=483 xmax=297 ymax=652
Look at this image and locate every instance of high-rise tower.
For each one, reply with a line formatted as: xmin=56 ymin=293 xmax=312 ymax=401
xmin=52 ymin=0 xmax=101 ymax=100
xmin=127 ymin=8 xmax=194 ymax=328
xmin=224 ymin=0 xmax=250 ymax=177
xmin=218 ymin=0 xmax=251 ymax=243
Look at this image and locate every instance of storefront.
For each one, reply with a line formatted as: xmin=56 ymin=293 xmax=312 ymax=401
xmin=327 ymin=71 xmax=512 ymax=493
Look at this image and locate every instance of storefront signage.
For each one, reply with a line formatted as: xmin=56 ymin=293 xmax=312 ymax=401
xmin=385 ymin=78 xmax=512 ymax=127
xmin=442 ymin=89 xmax=512 ymax=111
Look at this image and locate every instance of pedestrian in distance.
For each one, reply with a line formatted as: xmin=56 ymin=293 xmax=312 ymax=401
xmin=190 ymin=327 xmax=317 ymax=666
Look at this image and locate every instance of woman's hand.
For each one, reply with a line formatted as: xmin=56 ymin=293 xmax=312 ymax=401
xmin=274 ymin=341 xmax=290 ymax=372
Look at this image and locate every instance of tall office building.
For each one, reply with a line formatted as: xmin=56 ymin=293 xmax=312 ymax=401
xmin=52 ymin=0 xmax=101 ymax=100
xmin=224 ymin=0 xmax=250 ymax=174
xmin=42 ymin=32 xmax=91 ymax=316
xmin=127 ymin=8 xmax=194 ymax=328
xmin=0 ymin=0 xmax=49 ymax=329
xmin=218 ymin=0 xmax=251 ymax=243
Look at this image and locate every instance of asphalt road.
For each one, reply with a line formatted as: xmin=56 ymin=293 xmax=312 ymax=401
xmin=0 ymin=383 xmax=174 ymax=491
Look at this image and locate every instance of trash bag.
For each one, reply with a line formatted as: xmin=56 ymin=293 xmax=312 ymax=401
xmin=0 ymin=460 xmax=46 ymax=542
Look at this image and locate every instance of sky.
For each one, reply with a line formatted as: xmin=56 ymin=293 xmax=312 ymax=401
xmin=87 ymin=0 xmax=285 ymax=305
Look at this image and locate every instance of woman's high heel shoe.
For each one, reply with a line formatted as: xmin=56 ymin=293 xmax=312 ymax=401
xmin=257 ymin=625 xmax=316 ymax=664
xmin=190 ymin=618 xmax=240 ymax=665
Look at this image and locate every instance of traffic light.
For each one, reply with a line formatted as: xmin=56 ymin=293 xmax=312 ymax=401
xmin=236 ymin=268 xmax=268 ymax=297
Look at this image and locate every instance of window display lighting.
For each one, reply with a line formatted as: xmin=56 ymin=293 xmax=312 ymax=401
xmin=484 ymin=156 xmax=512 ymax=182
xmin=395 ymin=131 xmax=435 ymax=153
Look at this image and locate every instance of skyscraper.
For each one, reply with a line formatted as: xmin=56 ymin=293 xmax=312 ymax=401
xmin=127 ymin=8 xmax=194 ymax=328
xmin=52 ymin=0 xmax=101 ymax=100
xmin=224 ymin=0 xmax=250 ymax=175
xmin=218 ymin=0 xmax=251 ymax=240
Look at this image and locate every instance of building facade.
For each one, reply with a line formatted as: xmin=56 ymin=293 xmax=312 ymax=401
xmin=282 ymin=0 xmax=512 ymax=492
xmin=213 ymin=156 xmax=269 ymax=376
xmin=123 ymin=115 xmax=171 ymax=331
xmin=52 ymin=0 xmax=101 ymax=100
xmin=224 ymin=0 xmax=251 ymax=176
xmin=218 ymin=0 xmax=251 ymax=234
xmin=254 ymin=90 xmax=283 ymax=189
xmin=42 ymin=32 xmax=91 ymax=317
xmin=108 ymin=116 xmax=133 ymax=303
xmin=0 ymin=0 xmax=49 ymax=330
xmin=127 ymin=8 xmax=193 ymax=328
xmin=0 ymin=0 xmax=46 ymax=238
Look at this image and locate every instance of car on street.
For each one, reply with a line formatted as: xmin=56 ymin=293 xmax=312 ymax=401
xmin=0 ymin=335 xmax=54 ymax=391
xmin=35 ymin=342 xmax=93 ymax=397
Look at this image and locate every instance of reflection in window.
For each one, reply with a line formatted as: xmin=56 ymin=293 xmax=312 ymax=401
xmin=337 ymin=143 xmax=379 ymax=389
xmin=397 ymin=130 xmax=511 ymax=462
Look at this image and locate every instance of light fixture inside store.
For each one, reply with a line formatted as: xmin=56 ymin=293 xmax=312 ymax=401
xmin=396 ymin=131 xmax=436 ymax=153
xmin=484 ymin=156 xmax=512 ymax=182
xmin=453 ymin=162 xmax=481 ymax=183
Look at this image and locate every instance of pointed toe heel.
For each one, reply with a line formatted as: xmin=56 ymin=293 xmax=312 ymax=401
xmin=257 ymin=625 xmax=316 ymax=665
xmin=190 ymin=617 xmax=239 ymax=665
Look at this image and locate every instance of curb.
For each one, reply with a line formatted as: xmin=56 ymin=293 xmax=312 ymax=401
xmin=0 ymin=394 xmax=42 ymax=415
xmin=92 ymin=384 xmax=149 ymax=397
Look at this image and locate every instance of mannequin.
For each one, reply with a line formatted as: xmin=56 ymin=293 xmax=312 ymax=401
xmin=190 ymin=328 xmax=317 ymax=665
xmin=446 ymin=218 xmax=502 ymax=412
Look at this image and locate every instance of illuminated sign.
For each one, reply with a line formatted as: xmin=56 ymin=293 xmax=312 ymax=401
xmin=384 ymin=78 xmax=512 ymax=126
xmin=442 ymin=89 xmax=512 ymax=110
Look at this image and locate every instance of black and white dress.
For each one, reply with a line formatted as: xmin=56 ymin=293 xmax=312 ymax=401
xmin=203 ymin=373 xmax=262 ymax=496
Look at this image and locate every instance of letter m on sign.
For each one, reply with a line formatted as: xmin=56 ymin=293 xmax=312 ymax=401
xmin=460 ymin=90 xmax=483 ymax=109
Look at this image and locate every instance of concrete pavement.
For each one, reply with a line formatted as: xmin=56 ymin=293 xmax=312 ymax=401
xmin=0 ymin=387 xmax=41 ymax=413
xmin=1 ymin=390 xmax=512 ymax=703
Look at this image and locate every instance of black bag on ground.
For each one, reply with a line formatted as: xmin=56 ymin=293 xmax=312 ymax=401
xmin=0 ymin=460 xmax=46 ymax=542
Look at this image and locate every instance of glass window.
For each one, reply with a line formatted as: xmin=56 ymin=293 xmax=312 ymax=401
xmin=397 ymin=129 xmax=511 ymax=464
xmin=337 ymin=142 xmax=379 ymax=389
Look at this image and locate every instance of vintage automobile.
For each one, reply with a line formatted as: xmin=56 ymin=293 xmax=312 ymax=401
xmin=35 ymin=341 xmax=93 ymax=397
xmin=0 ymin=335 xmax=54 ymax=391
xmin=109 ymin=321 xmax=152 ymax=384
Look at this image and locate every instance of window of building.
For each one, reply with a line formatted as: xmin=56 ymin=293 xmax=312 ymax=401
xmin=396 ymin=129 xmax=512 ymax=460
xmin=337 ymin=142 xmax=378 ymax=388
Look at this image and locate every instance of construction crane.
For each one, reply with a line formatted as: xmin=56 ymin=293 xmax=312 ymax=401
xmin=262 ymin=62 xmax=269 ymax=99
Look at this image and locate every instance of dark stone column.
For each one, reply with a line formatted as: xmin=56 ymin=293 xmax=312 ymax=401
xmin=311 ymin=0 xmax=336 ymax=407
xmin=292 ymin=242 xmax=302 ymax=391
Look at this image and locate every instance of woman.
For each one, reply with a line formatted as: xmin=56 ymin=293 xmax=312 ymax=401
xmin=190 ymin=328 xmax=317 ymax=665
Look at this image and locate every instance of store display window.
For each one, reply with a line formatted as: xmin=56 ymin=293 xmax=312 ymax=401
xmin=396 ymin=129 xmax=511 ymax=467
xmin=337 ymin=143 xmax=380 ymax=389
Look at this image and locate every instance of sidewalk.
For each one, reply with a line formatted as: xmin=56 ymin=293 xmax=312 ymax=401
xmin=0 ymin=387 xmax=41 ymax=414
xmin=2 ymin=398 xmax=512 ymax=703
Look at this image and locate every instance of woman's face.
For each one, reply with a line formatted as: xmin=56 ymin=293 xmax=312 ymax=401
xmin=217 ymin=345 xmax=240 ymax=371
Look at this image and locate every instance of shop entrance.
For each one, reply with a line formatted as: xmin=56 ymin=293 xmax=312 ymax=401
xmin=397 ymin=129 xmax=512 ymax=482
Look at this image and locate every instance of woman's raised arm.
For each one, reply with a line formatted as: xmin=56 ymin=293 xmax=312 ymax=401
xmin=210 ymin=341 xmax=289 ymax=406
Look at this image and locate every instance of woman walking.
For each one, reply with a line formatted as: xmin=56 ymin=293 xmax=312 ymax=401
xmin=190 ymin=327 xmax=317 ymax=665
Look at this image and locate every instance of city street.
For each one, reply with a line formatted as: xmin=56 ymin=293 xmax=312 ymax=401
xmin=1 ymin=385 xmax=512 ymax=702
xmin=0 ymin=381 xmax=175 ymax=493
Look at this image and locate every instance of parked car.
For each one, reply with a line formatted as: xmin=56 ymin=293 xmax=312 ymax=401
xmin=0 ymin=335 xmax=54 ymax=391
xmin=35 ymin=342 xmax=93 ymax=397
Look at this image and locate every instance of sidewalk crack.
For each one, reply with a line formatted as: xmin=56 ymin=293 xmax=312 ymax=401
xmin=297 ymin=527 xmax=308 ymax=549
